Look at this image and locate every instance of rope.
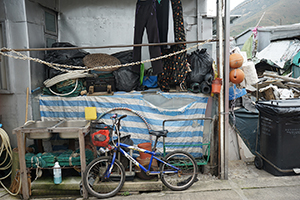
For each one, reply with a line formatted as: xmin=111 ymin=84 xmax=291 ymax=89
xmin=43 ymin=70 xmax=91 ymax=87
xmin=0 ymin=40 xmax=212 ymax=73
xmin=0 ymin=127 xmax=21 ymax=196
xmin=48 ymin=79 xmax=78 ymax=96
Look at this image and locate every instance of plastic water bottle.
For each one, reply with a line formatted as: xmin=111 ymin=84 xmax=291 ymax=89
xmin=53 ymin=162 xmax=62 ymax=184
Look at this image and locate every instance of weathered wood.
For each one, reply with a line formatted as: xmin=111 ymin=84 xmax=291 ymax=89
xmin=79 ymin=130 xmax=88 ymax=199
xmin=16 ymin=129 xmax=29 ymax=200
xmin=263 ymin=72 xmax=300 ymax=83
xmin=11 ymin=148 xmax=19 ymax=184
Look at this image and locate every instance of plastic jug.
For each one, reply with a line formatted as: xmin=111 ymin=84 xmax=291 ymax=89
xmin=53 ymin=162 xmax=62 ymax=184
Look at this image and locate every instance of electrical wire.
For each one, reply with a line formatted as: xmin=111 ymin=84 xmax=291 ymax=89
xmin=0 ymin=127 xmax=21 ymax=196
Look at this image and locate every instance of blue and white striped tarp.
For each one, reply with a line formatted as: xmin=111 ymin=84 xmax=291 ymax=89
xmin=39 ymin=92 xmax=209 ymax=158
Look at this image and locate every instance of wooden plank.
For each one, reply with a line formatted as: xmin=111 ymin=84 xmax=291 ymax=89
xmin=79 ymin=130 xmax=88 ymax=199
xmin=16 ymin=130 xmax=29 ymax=199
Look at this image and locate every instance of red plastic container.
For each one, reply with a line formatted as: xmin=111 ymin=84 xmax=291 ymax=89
xmin=138 ymin=142 xmax=152 ymax=159
xmin=212 ymin=78 xmax=222 ymax=94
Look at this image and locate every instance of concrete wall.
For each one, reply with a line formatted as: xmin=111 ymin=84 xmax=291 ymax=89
xmin=0 ymin=0 xmax=56 ymax=148
xmin=58 ymin=0 xmax=214 ymax=68
xmin=1 ymin=0 xmax=31 ymax=148
xmin=0 ymin=0 xmax=214 ymax=148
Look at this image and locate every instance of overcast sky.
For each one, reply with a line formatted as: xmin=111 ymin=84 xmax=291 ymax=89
xmin=230 ymin=0 xmax=246 ymax=10
xmin=207 ymin=0 xmax=246 ymax=15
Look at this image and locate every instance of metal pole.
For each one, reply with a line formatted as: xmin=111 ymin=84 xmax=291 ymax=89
xmin=224 ymin=0 xmax=231 ymax=180
xmin=217 ymin=0 xmax=224 ymax=180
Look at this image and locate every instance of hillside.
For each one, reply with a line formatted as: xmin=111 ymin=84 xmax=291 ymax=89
xmin=230 ymin=0 xmax=300 ymax=36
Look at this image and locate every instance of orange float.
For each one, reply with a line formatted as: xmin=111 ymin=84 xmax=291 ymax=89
xmin=230 ymin=69 xmax=245 ymax=84
xmin=229 ymin=53 xmax=244 ymax=69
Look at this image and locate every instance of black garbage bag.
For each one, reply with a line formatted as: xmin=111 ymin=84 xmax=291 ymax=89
xmin=113 ymin=67 xmax=140 ymax=92
xmin=45 ymin=42 xmax=90 ymax=79
xmin=111 ymin=50 xmax=133 ymax=64
xmin=187 ymin=48 xmax=213 ymax=86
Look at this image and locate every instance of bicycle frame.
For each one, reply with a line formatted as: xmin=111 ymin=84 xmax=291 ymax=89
xmin=104 ymin=142 xmax=181 ymax=179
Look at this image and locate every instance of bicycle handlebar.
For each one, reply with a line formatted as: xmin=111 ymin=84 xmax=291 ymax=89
xmin=119 ymin=115 xmax=127 ymax=120
xmin=110 ymin=114 xmax=127 ymax=121
xmin=111 ymin=114 xmax=127 ymax=135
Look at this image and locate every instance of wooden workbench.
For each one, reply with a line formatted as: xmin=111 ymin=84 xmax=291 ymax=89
xmin=13 ymin=120 xmax=90 ymax=200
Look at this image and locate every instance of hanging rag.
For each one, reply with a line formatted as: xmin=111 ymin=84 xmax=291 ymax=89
xmin=158 ymin=0 xmax=189 ymax=92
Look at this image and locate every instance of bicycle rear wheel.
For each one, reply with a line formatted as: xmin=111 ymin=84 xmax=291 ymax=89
xmin=160 ymin=151 xmax=198 ymax=191
xmin=83 ymin=156 xmax=125 ymax=199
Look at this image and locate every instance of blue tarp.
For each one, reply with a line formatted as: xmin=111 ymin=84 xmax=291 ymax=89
xmin=39 ymin=92 xmax=209 ymax=157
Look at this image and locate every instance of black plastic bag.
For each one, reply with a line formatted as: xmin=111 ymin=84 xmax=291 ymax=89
xmin=113 ymin=67 xmax=140 ymax=92
xmin=187 ymin=48 xmax=213 ymax=85
xmin=111 ymin=50 xmax=133 ymax=64
xmin=45 ymin=42 xmax=90 ymax=79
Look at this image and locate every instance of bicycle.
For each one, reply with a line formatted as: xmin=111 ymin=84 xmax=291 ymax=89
xmin=83 ymin=114 xmax=198 ymax=199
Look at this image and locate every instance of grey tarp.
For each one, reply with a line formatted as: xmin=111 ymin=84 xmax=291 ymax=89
xmin=229 ymin=108 xmax=260 ymax=155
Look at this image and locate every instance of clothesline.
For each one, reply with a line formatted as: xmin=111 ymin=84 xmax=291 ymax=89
xmin=0 ymin=39 xmax=218 ymax=52
xmin=0 ymin=39 xmax=212 ymax=73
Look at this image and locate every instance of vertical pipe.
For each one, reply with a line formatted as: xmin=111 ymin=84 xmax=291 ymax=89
xmin=217 ymin=0 xmax=224 ymax=179
xmin=224 ymin=0 xmax=231 ymax=180
xmin=196 ymin=0 xmax=199 ymax=41
xmin=196 ymin=0 xmax=208 ymax=41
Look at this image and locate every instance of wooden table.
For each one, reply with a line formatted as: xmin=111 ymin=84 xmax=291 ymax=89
xmin=13 ymin=120 xmax=90 ymax=200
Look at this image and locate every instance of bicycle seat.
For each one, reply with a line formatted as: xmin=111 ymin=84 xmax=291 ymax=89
xmin=149 ymin=130 xmax=168 ymax=137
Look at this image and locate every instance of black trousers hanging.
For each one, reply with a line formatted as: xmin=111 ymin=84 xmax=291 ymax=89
xmin=132 ymin=0 xmax=163 ymax=75
xmin=156 ymin=0 xmax=169 ymax=50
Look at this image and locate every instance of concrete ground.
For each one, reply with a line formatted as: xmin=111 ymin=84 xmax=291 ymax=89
xmin=1 ymin=160 xmax=300 ymax=200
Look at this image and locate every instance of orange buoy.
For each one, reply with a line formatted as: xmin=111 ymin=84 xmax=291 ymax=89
xmin=230 ymin=69 xmax=245 ymax=84
xmin=229 ymin=53 xmax=244 ymax=69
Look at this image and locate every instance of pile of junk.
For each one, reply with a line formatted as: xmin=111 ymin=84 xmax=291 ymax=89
xmin=230 ymin=39 xmax=300 ymax=102
xmin=228 ymin=39 xmax=300 ymax=176
xmin=42 ymin=42 xmax=216 ymax=97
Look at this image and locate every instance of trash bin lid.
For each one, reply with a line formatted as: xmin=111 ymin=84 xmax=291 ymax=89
xmin=256 ymin=99 xmax=300 ymax=116
xmin=257 ymin=99 xmax=300 ymax=107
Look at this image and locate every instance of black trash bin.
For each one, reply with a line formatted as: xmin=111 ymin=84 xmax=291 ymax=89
xmin=255 ymin=99 xmax=300 ymax=176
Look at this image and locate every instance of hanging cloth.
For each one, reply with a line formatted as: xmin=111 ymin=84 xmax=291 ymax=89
xmin=156 ymin=0 xmax=170 ymax=50
xmin=158 ymin=0 xmax=188 ymax=92
xmin=132 ymin=0 xmax=163 ymax=75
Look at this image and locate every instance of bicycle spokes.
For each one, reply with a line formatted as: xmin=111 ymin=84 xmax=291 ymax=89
xmin=83 ymin=157 xmax=125 ymax=198
xmin=160 ymin=151 xmax=198 ymax=191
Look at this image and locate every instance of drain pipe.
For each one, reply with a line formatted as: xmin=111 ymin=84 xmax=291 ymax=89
xmin=218 ymin=0 xmax=230 ymax=181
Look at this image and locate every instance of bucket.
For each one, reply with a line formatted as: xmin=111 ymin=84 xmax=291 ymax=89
xmin=211 ymin=78 xmax=222 ymax=94
xmin=138 ymin=142 xmax=152 ymax=159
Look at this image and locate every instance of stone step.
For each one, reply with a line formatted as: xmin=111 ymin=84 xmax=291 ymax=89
xmin=31 ymin=175 xmax=163 ymax=194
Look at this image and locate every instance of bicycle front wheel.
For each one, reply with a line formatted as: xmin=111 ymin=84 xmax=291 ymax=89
xmin=160 ymin=151 xmax=198 ymax=191
xmin=82 ymin=156 xmax=125 ymax=199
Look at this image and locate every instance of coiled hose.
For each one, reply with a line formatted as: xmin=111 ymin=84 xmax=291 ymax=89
xmin=0 ymin=127 xmax=21 ymax=195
